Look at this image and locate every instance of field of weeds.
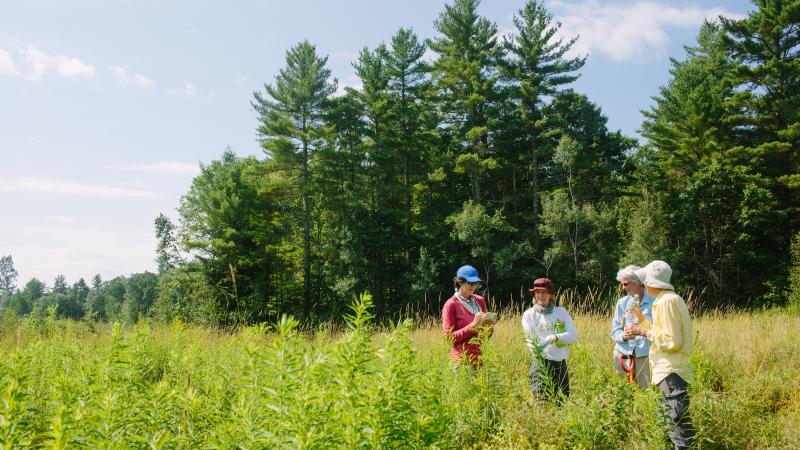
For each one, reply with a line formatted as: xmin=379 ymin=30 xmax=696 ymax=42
xmin=0 ymin=297 xmax=798 ymax=449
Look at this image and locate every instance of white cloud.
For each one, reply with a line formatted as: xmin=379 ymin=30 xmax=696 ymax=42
xmin=332 ymin=74 xmax=362 ymax=97
xmin=421 ymin=48 xmax=437 ymax=64
xmin=0 ymin=48 xmax=18 ymax=76
xmin=168 ymin=82 xmax=196 ymax=97
xmin=549 ymin=1 xmax=745 ymax=62
xmin=108 ymin=65 xmax=155 ymax=88
xmin=46 ymin=215 xmax=77 ymax=224
xmin=496 ymin=25 xmax=515 ymax=44
xmin=329 ymin=51 xmax=358 ymax=62
xmin=126 ymin=161 xmax=200 ymax=176
xmin=22 ymin=45 xmax=95 ymax=80
xmin=1 ymin=223 xmax=156 ymax=285
xmin=0 ymin=177 xmax=160 ymax=199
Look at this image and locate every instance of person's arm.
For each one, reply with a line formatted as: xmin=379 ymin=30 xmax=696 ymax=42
xmin=443 ymin=301 xmax=477 ymax=346
xmin=649 ymin=297 xmax=683 ymax=352
xmin=610 ymin=300 xmax=627 ymax=343
xmin=522 ymin=311 xmax=546 ymax=349
xmin=522 ymin=313 xmax=534 ymax=350
xmin=556 ymin=309 xmax=578 ymax=345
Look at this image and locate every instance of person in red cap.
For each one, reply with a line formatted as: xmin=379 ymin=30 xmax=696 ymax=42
xmin=521 ymin=277 xmax=577 ymax=403
xmin=442 ymin=265 xmax=496 ymax=368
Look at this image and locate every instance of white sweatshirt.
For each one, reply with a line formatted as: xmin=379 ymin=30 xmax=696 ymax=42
xmin=521 ymin=306 xmax=578 ymax=362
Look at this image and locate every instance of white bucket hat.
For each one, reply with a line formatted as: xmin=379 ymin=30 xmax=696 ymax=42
xmin=642 ymin=260 xmax=674 ymax=290
xmin=633 ymin=267 xmax=648 ymax=286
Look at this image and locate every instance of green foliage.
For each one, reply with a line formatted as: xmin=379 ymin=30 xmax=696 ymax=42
xmin=670 ymin=159 xmax=786 ymax=304
xmin=789 ymin=231 xmax=800 ymax=311
xmin=10 ymin=0 xmax=771 ymax=324
xmin=540 ymin=189 xmax=618 ymax=286
xmin=155 ymin=214 xmax=182 ymax=273
xmin=430 ymin=0 xmax=502 ymax=203
xmin=721 ymin=1 xmax=800 ymax=210
xmin=640 ymin=21 xmax=735 ymax=180
xmin=636 ymin=3 xmax=800 ymax=307
xmin=253 ymin=40 xmax=336 ymax=319
xmin=0 ymin=255 xmax=18 ymax=296
xmin=0 ymin=301 xmax=798 ymax=448
xmin=618 ymin=192 xmax=672 ymax=268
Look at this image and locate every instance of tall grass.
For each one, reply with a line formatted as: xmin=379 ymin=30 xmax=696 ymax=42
xmin=0 ymin=298 xmax=797 ymax=448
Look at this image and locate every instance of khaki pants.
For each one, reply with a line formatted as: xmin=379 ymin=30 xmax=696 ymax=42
xmin=613 ymin=350 xmax=650 ymax=388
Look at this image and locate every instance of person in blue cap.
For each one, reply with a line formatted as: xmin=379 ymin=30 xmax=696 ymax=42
xmin=442 ymin=265 xmax=496 ymax=367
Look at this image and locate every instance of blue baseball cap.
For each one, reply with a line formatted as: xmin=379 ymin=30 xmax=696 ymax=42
xmin=456 ymin=265 xmax=482 ymax=283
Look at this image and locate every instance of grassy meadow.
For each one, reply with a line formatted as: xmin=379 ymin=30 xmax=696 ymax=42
xmin=0 ymin=298 xmax=798 ymax=449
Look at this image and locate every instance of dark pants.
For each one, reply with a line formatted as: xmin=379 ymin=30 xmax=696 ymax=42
xmin=658 ymin=373 xmax=695 ymax=450
xmin=529 ymin=359 xmax=569 ymax=404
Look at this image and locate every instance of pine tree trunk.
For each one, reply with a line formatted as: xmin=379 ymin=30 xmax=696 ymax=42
xmin=303 ymin=137 xmax=312 ymax=318
xmin=531 ymin=146 xmax=540 ymax=248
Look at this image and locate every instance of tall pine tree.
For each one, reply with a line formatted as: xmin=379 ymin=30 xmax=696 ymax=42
xmin=430 ymin=0 xmax=502 ymax=203
xmin=253 ymin=41 xmax=336 ymax=318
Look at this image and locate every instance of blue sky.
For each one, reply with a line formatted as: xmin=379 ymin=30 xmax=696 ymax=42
xmin=0 ymin=0 xmax=752 ymax=286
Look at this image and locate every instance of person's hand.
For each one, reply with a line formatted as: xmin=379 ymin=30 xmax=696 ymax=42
xmin=545 ymin=335 xmax=557 ymax=345
xmin=625 ymin=324 xmax=646 ymax=337
xmin=626 ymin=306 xmax=644 ymax=322
xmin=622 ymin=328 xmax=637 ymax=340
xmin=472 ymin=312 xmax=486 ymax=327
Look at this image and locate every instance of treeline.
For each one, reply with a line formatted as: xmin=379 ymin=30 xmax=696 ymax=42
xmin=0 ymin=258 xmax=158 ymax=323
xmin=2 ymin=0 xmax=799 ymax=325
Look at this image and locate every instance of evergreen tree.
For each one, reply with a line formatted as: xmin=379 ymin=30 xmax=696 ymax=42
xmin=640 ymin=21 xmax=736 ymax=185
xmin=155 ymin=213 xmax=182 ymax=273
xmin=11 ymin=278 xmax=45 ymax=316
xmin=721 ymin=0 xmax=800 ymax=229
xmin=672 ymin=159 xmax=786 ymax=304
xmin=545 ymin=90 xmax=634 ymax=204
xmin=789 ymin=231 xmax=800 ymax=309
xmin=0 ymin=255 xmax=18 ymax=295
xmin=72 ymin=278 xmax=90 ymax=312
xmin=430 ymin=0 xmax=502 ymax=203
xmin=52 ymin=274 xmax=68 ymax=294
xmin=500 ymin=0 xmax=585 ymax=229
xmin=253 ymin=40 xmax=336 ymax=318
xmin=179 ymin=151 xmax=284 ymax=322
xmin=86 ymin=274 xmax=105 ymax=320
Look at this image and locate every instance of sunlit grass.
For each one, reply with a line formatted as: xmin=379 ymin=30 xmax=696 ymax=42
xmin=0 ymin=299 xmax=797 ymax=448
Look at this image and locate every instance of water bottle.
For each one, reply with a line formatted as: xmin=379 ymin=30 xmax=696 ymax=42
xmin=624 ymin=294 xmax=640 ymax=326
xmin=554 ymin=320 xmax=566 ymax=348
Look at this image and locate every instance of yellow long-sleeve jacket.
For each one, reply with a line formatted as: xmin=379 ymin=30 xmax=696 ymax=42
xmin=640 ymin=289 xmax=694 ymax=385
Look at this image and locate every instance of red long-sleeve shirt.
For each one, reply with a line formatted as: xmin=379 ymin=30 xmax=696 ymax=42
xmin=442 ymin=294 xmax=488 ymax=365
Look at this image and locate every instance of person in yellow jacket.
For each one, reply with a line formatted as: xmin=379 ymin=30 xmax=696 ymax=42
xmin=626 ymin=260 xmax=694 ymax=450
